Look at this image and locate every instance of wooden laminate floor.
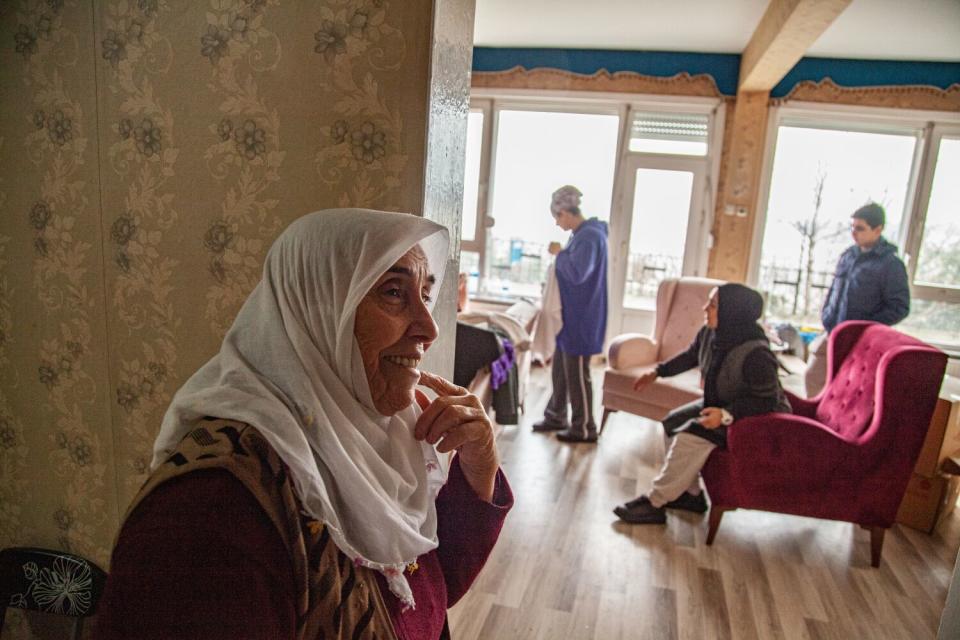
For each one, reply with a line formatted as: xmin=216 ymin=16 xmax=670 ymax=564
xmin=448 ymin=364 xmax=960 ymax=640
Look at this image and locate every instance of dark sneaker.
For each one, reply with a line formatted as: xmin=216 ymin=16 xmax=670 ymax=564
xmin=622 ymin=495 xmax=652 ymax=510
xmin=664 ymin=491 xmax=709 ymax=513
xmin=556 ymin=428 xmax=598 ymax=443
xmin=532 ymin=419 xmax=568 ymax=433
xmin=613 ymin=498 xmax=666 ymax=524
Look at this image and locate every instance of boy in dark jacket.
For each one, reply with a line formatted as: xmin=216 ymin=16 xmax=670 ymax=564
xmin=532 ymin=185 xmax=609 ymax=443
xmin=805 ymin=203 xmax=910 ymax=396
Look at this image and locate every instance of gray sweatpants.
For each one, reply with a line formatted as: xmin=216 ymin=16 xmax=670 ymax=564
xmin=543 ymin=350 xmax=598 ymax=438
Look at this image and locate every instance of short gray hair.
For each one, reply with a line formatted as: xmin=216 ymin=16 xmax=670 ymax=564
xmin=550 ymin=185 xmax=582 ymax=217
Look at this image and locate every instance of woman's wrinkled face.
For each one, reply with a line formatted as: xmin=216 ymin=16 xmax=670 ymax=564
xmin=704 ymin=288 xmax=719 ymax=329
xmin=354 ymin=246 xmax=438 ymax=415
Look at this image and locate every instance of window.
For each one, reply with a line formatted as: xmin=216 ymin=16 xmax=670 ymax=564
xmin=459 ymin=93 xmax=722 ymax=342
xmin=913 ymin=137 xmax=960 ymax=288
xmin=623 ymin=167 xmax=695 ymax=308
xmin=900 ymin=131 xmax=960 ymax=346
xmin=757 ymin=125 xmax=916 ymax=326
xmin=628 ymin=111 xmax=709 ymax=156
xmin=752 ymin=107 xmax=960 ymax=349
xmin=475 ymin=105 xmax=620 ymax=298
xmin=460 ymin=111 xmax=484 ymax=244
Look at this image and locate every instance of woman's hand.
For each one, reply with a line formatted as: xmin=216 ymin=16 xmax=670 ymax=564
xmin=633 ymin=368 xmax=658 ymax=391
xmin=698 ymin=407 xmax=724 ymax=429
xmin=416 ymin=371 xmax=499 ymax=502
xmin=548 ymin=241 xmax=562 ymax=256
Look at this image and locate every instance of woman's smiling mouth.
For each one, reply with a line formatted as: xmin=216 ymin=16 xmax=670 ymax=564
xmin=384 ymin=355 xmax=421 ymax=369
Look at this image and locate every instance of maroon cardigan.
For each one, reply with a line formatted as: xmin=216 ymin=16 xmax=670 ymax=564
xmin=97 ymin=456 xmax=512 ymax=639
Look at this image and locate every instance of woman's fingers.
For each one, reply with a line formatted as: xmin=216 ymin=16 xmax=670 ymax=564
xmin=435 ymin=420 xmax=489 ymax=453
xmin=415 ymin=374 xmax=483 ymax=440
xmin=418 ymin=370 xmax=468 ymax=397
xmin=414 ymin=371 xmax=494 ymax=460
xmin=418 ymin=402 xmax=487 ymax=444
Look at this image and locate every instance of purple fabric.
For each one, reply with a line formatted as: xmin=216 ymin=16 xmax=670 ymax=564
xmin=489 ymin=339 xmax=515 ymax=390
xmin=702 ymin=321 xmax=947 ymax=528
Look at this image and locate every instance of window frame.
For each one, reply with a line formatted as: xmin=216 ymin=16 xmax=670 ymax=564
xmin=464 ymin=88 xmax=724 ymax=307
xmin=749 ymin=101 xmax=960 ymax=348
xmin=904 ymin=123 xmax=960 ymax=305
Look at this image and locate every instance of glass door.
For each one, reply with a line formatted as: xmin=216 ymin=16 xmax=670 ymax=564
xmin=609 ymin=154 xmax=708 ymax=335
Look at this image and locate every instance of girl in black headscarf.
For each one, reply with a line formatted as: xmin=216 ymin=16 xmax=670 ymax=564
xmin=614 ymin=283 xmax=791 ymax=525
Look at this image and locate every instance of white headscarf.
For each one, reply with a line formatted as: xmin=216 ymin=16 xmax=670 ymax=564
xmin=154 ymin=209 xmax=450 ymax=608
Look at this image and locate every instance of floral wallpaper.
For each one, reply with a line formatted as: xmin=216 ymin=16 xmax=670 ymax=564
xmin=0 ymin=1 xmax=467 ymax=635
xmin=2 ymin=0 xmax=116 ymax=574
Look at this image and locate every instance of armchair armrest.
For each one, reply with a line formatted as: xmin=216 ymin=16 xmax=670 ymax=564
xmin=607 ymin=334 xmax=658 ymax=369
xmin=725 ymin=413 xmax=858 ymax=481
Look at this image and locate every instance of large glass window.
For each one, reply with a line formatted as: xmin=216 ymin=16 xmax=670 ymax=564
xmin=757 ymin=125 xmax=917 ymax=327
xmin=899 ymin=135 xmax=960 ymax=346
xmin=624 ymin=168 xmax=695 ymax=308
xmin=483 ymin=109 xmax=620 ymax=297
xmin=913 ymin=137 xmax=960 ymax=288
xmin=460 ymin=111 xmax=484 ymax=244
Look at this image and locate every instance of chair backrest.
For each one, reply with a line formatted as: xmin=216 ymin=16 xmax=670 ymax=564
xmin=654 ymin=277 xmax=725 ymax=361
xmin=0 ymin=547 xmax=107 ymax=635
xmin=815 ymin=322 xmax=942 ymax=439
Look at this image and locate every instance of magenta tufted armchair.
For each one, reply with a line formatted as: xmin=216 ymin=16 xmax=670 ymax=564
xmin=701 ymin=321 xmax=947 ymax=567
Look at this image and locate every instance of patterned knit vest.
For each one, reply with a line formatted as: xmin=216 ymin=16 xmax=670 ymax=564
xmin=122 ymin=418 xmax=398 ymax=640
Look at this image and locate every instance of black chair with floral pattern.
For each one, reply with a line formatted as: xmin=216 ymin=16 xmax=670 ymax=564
xmin=0 ymin=547 xmax=107 ymax=639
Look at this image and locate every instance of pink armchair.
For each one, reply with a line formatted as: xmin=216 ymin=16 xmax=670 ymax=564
xmin=600 ymin=277 xmax=724 ymax=434
xmin=701 ymin=321 xmax=947 ymax=567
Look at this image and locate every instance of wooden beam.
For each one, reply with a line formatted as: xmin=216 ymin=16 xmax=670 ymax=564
xmin=707 ymin=92 xmax=769 ymax=282
xmin=739 ymin=0 xmax=852 ymax=92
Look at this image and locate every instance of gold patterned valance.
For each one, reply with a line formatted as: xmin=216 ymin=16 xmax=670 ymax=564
xmin=472 ymin=66 xmax=723 ymax=98
xmin=774 ymin=78 xmax=960 ymax=112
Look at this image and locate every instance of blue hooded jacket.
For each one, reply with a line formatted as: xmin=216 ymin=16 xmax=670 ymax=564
xmin=555 ymin=218 xmax=608 ymax=355
xmin=821 ymin=236 xmax=910 ymax=332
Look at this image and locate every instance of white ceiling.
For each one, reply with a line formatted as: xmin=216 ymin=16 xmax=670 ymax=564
xmin=473 ymin=0 xmax=960 ymax=62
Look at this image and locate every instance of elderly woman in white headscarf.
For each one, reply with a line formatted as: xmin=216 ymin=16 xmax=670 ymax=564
xmin=97 ymin=210 xmax=512 ymax=640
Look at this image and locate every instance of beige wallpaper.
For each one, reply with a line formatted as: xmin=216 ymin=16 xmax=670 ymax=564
xmin=0 ymin=0 xmax=116 ymax=577
xmin=0 ymin=3 xmax=468 ymax=634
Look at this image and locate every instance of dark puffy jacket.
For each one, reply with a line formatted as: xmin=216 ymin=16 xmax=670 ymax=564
xmin=821 ymin=236 xmax=910 ymax=332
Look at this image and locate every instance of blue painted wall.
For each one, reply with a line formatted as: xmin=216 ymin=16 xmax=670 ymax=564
xmin=473 ymin=47 xmax=960 ymax=98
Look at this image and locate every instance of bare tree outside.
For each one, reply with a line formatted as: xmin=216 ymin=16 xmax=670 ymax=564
xmin=790 ymin=167 xmax=826 ymax=317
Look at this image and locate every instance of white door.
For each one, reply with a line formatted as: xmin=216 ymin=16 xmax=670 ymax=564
xmin=608 ymin=154 xmax=709 ymax=337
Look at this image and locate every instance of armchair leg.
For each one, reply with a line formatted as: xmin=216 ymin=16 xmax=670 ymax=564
xmin=706 ymin=508 xmax=727 ymax=545
xmin=869 ymin=527 xmax=885 ymax=568
xmin=599 ymin=408 xmax=615 ymax=436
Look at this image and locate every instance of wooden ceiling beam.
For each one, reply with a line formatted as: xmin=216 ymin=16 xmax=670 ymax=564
xmin=739 ymin=0 xmax=852 ymax=92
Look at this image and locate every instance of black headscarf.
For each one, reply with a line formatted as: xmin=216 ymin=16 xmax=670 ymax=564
xmin=703 ymin=283 xmax=767 ymax=406
xmin=713 ymin=283 xmax=766 ymax=349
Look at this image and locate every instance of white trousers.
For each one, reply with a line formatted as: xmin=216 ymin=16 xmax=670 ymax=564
xmin=648 ymin=432 xmax=717 ymax=508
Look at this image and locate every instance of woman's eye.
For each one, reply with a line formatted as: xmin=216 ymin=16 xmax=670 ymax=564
xmin=384 ymin=288 xmax=403 ymax=299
